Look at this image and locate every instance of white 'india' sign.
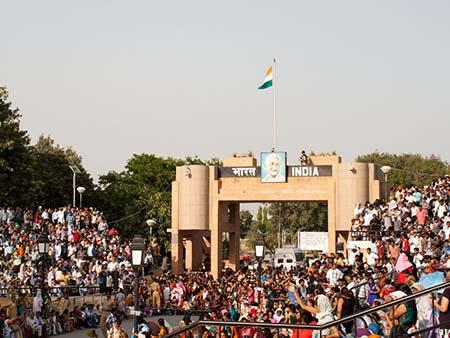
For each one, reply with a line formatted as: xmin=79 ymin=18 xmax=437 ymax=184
xmin=291 ymin=166 xmax=320 ymax=177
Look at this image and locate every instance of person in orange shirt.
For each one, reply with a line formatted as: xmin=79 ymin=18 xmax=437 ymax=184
xmin=17 ymin=244 xmax=25 ymax=257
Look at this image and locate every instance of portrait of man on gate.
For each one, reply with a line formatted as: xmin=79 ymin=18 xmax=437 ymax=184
xmin=261 ymin=152 xmax=286 ymax=183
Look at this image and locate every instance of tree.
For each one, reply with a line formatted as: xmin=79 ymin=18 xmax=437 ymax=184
xmin=29 ymin=135 xmax=94 ymax=207
xmin=245 ymin=202 xmax=328 ymax=252
xmin=246 ymin=205 xmax=278 ymax=252
xmin=356 ymin=152 xmax=449 ymax=187
xmin=0 ymin=88 xmax=93 ymax=207
xmin=0 ymin=87 xmax=34 ymax=206
xmin=239 ymin=210 xmax=253 ymax=239
xmin=267 ymin=202 xmax=327 ymax=234
xmin=34 ymin=134 xmax=82 ymax=166
xmin=97 ymin=154 xmax=185 ymax=252
xmin=97 ymin=154 xmax=222 ymax=252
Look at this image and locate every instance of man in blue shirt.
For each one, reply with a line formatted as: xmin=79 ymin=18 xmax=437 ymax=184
xmin=441 ymin=240 xmax=450 ymax=257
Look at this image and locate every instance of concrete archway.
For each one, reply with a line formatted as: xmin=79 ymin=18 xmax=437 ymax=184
xmin=170 ymin=153 xmax=387 ymax=278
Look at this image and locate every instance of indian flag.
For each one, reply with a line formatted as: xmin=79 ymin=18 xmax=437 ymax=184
xmin=258 ymin=66 xmax=273 ymax=90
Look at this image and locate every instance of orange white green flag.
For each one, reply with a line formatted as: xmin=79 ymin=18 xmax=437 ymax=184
xmin=257 ymin=66 xmax=273 ymax=90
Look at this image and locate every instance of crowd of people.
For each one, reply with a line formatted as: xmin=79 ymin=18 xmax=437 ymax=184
xmin=133 ymin=175 xmax=450 ymax=338
xmin=0 ymin=206 xmax=160 ymax=337
xmin=1 ymin=174 xmax=450 ymax=338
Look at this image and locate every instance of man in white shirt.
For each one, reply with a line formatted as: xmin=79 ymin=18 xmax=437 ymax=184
xmin=348 ymin=247 xmax=359 ymax=266
xmin=54 ymin=241 xmax=62 ymax=261
xmin=41 ymin=209 xmax=49 ymax=221
xmin=26 ymin=312 xmax=43 ymax=337
xmin=57 ymin=208 xmax=65 ymax=224
xmin=406 ymin=192 xmax=416 ymax=204
xmin=52 ymin=209 xmax=59 ymax=224
xmin=107 ymin=257 xmax=119 ymax=291
xmin=326 ymin=262 xmax=343 ymax=286
xmin=72 ymin=267 xmax=83 ymax=283
xmin=410 ymin=204 xmax=419 ymax=218
xmin=409 ymin=231 xmax=420 ymax=253
xmin=444 ymin=221 xmax=450 ymax=240
xmin=412 ymin=247 xmax=424 ymax=268
xmin=365 ymin=248 xmax=378 ymax=267
xmin=389 ymin=198 xmax=398 ymax=211
xmin=363 ymin=211 xmax=374 ymax=226
xmin=437 ymin=200 xmax=447 ymax=218
xmin=346 ymin=275 xmax=358 ymax=295
xmin=354 ymin=203 xmax=364 ymax=216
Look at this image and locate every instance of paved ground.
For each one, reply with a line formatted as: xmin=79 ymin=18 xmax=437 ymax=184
xmin=60 ymin=315 xmax=197 ymax=338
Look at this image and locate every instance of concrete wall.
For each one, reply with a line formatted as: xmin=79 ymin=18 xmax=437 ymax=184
xmin=223 ymin=157 xmax=257 ymax=167
xmin=336 ymin=163 xmax=370 ymax=230
xmin=177 ymin=165 xmax=210 ymax=230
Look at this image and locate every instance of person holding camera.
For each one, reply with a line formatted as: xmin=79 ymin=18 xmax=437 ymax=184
xmin=287 ymin=284 xmax=339 ymax=338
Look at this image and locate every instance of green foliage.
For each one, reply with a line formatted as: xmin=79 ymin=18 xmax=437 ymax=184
xmin=239 ymin=210 xmax=253 ymax=239
xmin=0 ymin=88 xmax=94 ymax=207
xmin=34 ymin=134 xmax=83 ymax=166
xmin=267 ymin=202 xmax=328 ymax=234
xmin=256 ymin=206 xmax=268 ymax=233
xmin=96 ymin=154 xmax=181 ymax=248
xmin=96 ymin=154 xmax=220 ymax=253
xmin=356 ymin=152 xmax=449 ymax=187
xmin=30 ymin=134 xmax=94 ymax=207
xmin=0 ymin=87 xmax=33 ymax=206
xmin=245 ymin=202 xmax=328 ymax=252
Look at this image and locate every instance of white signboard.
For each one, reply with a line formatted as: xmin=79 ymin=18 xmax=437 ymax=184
xmin=299 ymin=232 xmax=328 ymax=252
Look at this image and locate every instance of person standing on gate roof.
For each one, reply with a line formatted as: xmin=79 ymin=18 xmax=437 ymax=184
xmin=299 ymin=150 xmax=309 ymax=165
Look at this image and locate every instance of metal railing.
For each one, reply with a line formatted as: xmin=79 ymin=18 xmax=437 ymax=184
xmin=349 ymin=230 xmax=399 ymax=240
xmin=0 ymin=285 xmax=104 ymax=298
xmin=164 ymin=280 xmax=450 ymax=338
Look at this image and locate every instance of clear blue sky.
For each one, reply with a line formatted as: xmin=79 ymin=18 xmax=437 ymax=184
xmin=2 ymin=1 xmax=450 ymax=179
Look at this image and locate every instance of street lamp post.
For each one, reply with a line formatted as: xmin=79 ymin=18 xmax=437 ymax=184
xmin=131 ymin=235 xmax=146 ymax=336
xmin=69 ymin=165 xmax=81 ymax=208
xmin=255 ymin=236 xmax=265 ymax=310
xmin=381 ymin=166 xmax=392 ymax=199
xmin=146 ymin=219 xmax=156 ymax=240
xmin=77 ymin=186 xmax=86 ymax=208
xmin=255 ymin=236 xmax=265 ymax=288
xmin=146 ymin=219 xmax=157 ymax=268
xmin=37 ymin=228 xmax=50 ymax=317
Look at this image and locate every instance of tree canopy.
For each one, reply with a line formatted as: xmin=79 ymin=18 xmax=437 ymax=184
xmin=30 ymin=135 xmax=94 ymax=207
xmin=356 ymin=152 xmax=449 ymax=187
xmin=0 ymin=87 xmax=94 ymax=207
xmin=0 ymin=87 xmax=33 ymax=206
xmin=241 ymin=202 xmax=328 ymax=252
xmin=96 ymin=154 xmax=219 ymax=252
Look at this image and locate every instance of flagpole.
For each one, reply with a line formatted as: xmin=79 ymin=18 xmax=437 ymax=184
xmin=272 ymin=58 xmax=277 ymax=152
